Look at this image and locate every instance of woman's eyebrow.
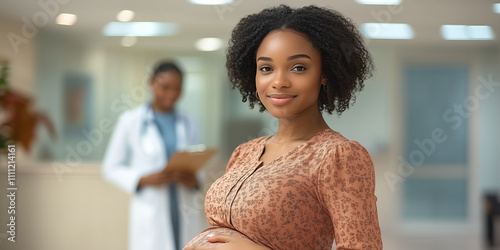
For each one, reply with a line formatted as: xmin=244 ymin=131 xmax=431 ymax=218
xmin=257 ymin=54 xmax=311 ymax=62
xmin=257 ymin=56 xmax=272 ymax=62
xmin=288 ymin=54 xmax=311 ymax=60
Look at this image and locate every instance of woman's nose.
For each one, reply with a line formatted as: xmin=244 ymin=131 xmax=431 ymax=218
xmin=271 ymin=71 xmax=291 ymax=89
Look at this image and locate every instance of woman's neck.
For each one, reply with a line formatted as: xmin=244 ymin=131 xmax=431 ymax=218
xmin=272 ymin=110 xmax=329 ymax=144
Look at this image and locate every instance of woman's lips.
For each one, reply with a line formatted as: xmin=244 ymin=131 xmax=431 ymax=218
xmin=267 ymin=94 xmax=296 ymax=106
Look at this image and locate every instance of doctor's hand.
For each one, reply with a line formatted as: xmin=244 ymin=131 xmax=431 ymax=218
xmin=138 ymin=171 xmax=198 ymax=188
xmin=168 ymin=170 xmax=199 ymax=189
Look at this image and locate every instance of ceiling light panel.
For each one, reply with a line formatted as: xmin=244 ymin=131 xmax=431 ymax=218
xmin=56 ymin=13 xmax=77 ymax=26
xmin=493 ymin=3 xmax=500 ymax=14
xmin=188 ymin=0 xmax=234 ymax=5
xmin=195 ymin=37 xmax=224 ymax=51
xmin=441 ymin=25 xmax=495 ymax=40
xmin=121 ymin=35 xmax=137 ymax=47
xmin=102 ymin=22 xmax=178 ymax=36
xmin=117 ymin=10 xmax=135 ymax=22
xmin=361 ymin=23 xmax=414 ymax=39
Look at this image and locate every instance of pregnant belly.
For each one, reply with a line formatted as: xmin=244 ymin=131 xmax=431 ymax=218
xmin=184 ymin=227 xmax=250 ymax=247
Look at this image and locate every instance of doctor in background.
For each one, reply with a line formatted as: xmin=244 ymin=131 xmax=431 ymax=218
xmin=103 ymin=60 xmax=204 ymax=250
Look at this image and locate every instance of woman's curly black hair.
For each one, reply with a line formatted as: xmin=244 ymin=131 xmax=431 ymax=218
xmin=226 ymin=5 xmax=373 ymax=115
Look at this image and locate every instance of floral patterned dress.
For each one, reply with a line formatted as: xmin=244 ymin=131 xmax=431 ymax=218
xmin=186 ymin=129 xmax=382 ymax=249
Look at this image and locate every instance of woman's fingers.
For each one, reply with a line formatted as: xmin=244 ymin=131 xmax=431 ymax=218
xmin=183 ymin=246 xmax=210 ymax=250
xmin=206 ymin=234 xmax=230 ymax=243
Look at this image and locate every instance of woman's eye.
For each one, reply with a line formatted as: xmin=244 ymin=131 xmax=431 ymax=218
xmin=292 ymin=66 xmax=306 ymax=71
xmin=260 ymin=66 xmax=272 ymax=72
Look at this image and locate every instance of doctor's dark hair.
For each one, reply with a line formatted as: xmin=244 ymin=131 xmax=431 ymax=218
xmin=150 ymin=61 xmax=183 ymax=81
xmin=226 ymin=5 xmax=373 ymax=115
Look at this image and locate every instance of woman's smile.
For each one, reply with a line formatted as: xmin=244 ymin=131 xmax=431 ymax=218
xmin=267 ymin=93 xmax=297 ymax=106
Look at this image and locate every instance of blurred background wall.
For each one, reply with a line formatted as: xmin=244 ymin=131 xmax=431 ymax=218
xmin=0 ymin=0 xmax=499 ymax=249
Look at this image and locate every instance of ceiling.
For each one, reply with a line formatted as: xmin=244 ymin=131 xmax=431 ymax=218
xmin=1 ymin=0 xmax=500 ymax=52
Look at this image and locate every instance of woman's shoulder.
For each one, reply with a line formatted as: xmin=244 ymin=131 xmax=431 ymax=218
xmin=118 ymin=104 xmax=147 ymax=120
xmin=230 ymin=135 xmax=267 ymax=157
xmin=314 ymin=130 xmax=375 ymax=184
xmin=312 ymin=129 xmax=371 ymax=157
xmin=231 ymin=135 xmax=269 ymax=155
xmin=311 ymin=129 xmax=350 ymax=147
xmin=225 ymin=136 xmax=268 ymax=172
xmin=111 ymin=105 xmax=153 ymax=134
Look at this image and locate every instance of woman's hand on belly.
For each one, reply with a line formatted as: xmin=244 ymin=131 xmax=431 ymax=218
xmin=183 ymin=227 xmax=270 ymax=250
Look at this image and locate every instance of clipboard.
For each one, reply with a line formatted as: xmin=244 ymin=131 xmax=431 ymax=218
xmin=162 ymin=145 xmax=218 ymax=174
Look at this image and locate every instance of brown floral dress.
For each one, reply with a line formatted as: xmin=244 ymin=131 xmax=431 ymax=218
xmin=185 ymin=129 xmax=383 ymax=249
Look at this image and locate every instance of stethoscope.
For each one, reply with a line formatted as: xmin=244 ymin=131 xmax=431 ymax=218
xmin=139 ymin=104 xmax=185 ymax=157
xmin=140 ymin=104 xmax=163 ymax=156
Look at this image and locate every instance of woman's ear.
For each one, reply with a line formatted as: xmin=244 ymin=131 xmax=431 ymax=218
xmin=321 ymin=76 xmax=327 ymax=85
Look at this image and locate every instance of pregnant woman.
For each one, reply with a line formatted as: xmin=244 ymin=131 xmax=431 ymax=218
xmin=185 ymin=5 xmax=383 ymax=250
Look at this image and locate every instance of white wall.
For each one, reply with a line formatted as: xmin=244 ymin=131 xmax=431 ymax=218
xmin=476 ymin=47 xmax=500 ymax=193
xmin=0 ymin=19 xmax=35 ymax=95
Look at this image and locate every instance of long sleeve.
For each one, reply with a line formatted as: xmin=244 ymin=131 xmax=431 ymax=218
xmin=102 ymin=112 xmax=144 ymax=194
xmin=317 ymin=141 xmax=383 ymax=249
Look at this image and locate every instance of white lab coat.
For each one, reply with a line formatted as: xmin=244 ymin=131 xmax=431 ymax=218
xmin=102 ymin=104 xmax=204 ymax=250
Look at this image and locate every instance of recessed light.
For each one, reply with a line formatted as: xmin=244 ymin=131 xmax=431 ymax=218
xmin=441 ymin=25 xmax=495 ymax=40
xmin=102 ymin=22 xmax=178 ymax=36
xmin=121 ymin=35 xmax=137 ymax=47
xmin=117 ymin=10 xmax=135 ymax=22
xmin=361 ymin=23 xmax=414 ymax=39
xmin=493 ymin=3 xmax=500 ymax=14
xmin=195 ymin=38 xmax=224 ymax=51
xmin=56 ymin=13 xmax=77 ymax=26
xmin=188 ymin=0 xmax=234 ymax=5
xmin=355 ymin=0 xmax=401 ymax=5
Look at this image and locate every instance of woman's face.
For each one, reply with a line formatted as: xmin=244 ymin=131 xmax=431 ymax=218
xmin=255 ymin=29 xmax=324 ymax=119
xmin=150 ymin=71 xmax=182 ymax=112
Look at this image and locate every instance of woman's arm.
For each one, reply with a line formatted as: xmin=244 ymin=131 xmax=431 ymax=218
xmin=317 ymin=141 xmax=383 ymax=249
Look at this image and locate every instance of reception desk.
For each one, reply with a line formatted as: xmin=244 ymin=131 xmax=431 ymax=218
xmin=0 ymin=162 xmax=129 ymax=250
